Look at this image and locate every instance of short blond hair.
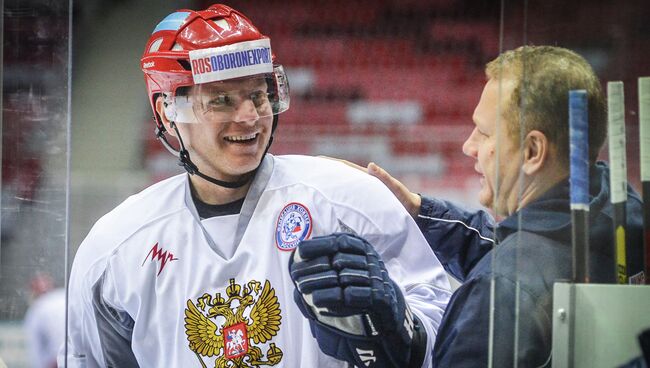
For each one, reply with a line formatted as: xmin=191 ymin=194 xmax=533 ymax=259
xmin=486 ymin=46 xmax=606 ymax=166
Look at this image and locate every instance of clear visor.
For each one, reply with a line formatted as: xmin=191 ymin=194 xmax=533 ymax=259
xmin=170 ymin=65 xmax=289 ymax=124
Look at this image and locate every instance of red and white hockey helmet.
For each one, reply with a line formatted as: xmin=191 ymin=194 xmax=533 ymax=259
xmin=141 ymin=4 xmax=289 ymax=128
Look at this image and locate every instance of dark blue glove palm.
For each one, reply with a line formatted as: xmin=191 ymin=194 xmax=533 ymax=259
xmin=289 ymin=233 xmax=426 ymax=368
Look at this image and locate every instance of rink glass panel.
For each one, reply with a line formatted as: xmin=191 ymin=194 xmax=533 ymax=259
xmin=1 ymin=0 xmax=70 ymax=365
xmin=11 ymin=0 xmax=641 ymax=367
xmin=197 ymin=1 xmax=645 ymax=366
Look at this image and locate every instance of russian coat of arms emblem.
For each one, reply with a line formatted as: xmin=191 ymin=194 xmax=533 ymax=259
xmin=185 ymin=279 xmax=283 ymax=367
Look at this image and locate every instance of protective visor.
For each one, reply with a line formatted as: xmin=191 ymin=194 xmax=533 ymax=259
xmin=166 ymin=65 xmax=290 ymax=124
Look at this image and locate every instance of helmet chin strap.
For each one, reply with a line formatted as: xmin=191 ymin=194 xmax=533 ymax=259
xmin=154 ymin=116 xmax=277 ymax=189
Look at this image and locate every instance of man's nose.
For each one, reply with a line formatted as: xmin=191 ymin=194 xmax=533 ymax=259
xmin=462 ymin=132 xmax=478 ymax=158
xmin=232 ymin=98 xmax=259 ymax=123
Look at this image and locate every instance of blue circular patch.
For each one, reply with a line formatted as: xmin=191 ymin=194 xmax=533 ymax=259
xmin=275 ymin=202 xmax=312 ymax=251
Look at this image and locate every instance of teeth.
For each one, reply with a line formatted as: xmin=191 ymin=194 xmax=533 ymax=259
xmin=225 ymin=133 xmax=257 ymax=142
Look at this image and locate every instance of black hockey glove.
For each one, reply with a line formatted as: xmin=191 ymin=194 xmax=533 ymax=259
xmin=289 ymin=233 xmax=427 ymax=368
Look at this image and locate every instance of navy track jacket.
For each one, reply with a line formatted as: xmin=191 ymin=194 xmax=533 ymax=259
xmin=417 ymin=162 xmax=644 ymax=367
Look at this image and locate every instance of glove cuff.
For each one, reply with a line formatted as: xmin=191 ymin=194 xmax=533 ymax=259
xmin=407 ymin=314 xmax=427 ymax=368
xmin=309 ymin=319 xmax=404 ymax=368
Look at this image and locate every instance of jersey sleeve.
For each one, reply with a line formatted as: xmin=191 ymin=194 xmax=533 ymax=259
xmin=416 ymin=195 xmax=495 ymax=282
xmin=60 ymin=216 xmax=140 ymax=368
xmin=328 ymin=170 xmax=453 ymax=368
xmin=61 ymin=246 xmax=109 ymax=367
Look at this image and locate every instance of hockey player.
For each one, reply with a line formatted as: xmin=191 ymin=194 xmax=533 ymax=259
xmin=62 ymin=4 xmax=451 ymax=368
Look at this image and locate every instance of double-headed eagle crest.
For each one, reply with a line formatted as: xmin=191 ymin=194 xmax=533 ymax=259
xmin=185 ymin=278 xmax=283 ymax=368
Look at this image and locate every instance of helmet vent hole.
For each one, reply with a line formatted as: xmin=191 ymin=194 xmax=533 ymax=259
xmin=214 ymin=18 xmax=230 ymax=31
xmin=149 ymin=38 xmax=164 ymax=53
xmin=177 ymin=60 xmax=192 ymax=71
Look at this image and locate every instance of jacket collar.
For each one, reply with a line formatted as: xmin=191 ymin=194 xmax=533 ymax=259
xmin=496 ymin=161 xmax=611 ymax=242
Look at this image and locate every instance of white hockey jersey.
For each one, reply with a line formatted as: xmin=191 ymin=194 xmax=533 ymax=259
xmin=63 ymin=155 xmax=451 ymax=368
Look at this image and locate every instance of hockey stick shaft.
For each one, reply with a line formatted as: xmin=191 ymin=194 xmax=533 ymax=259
xmin=569 ymin=90 xmax=590 ymax=283
xmin=607 ymin=81 xmax=628 ymax=283
xmin=639 ymin=77 xmax=650 ymax=284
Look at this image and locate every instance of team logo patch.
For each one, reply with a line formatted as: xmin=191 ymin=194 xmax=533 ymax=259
xmin=275 ymin=202 xmax=312 ymax=251
xmin=185 ymin=279 xmax=283 ymax=367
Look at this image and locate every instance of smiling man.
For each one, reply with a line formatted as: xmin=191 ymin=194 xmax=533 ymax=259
xmin=62 ymin=4 xmax=451 ymax=368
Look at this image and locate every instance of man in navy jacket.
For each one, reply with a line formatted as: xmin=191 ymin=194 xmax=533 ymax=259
xmin=360 ymin=45 xmax=645 ymax=367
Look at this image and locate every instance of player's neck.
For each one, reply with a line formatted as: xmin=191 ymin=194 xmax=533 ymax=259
xmin=189 ymin=175 xmax=250 ymax=205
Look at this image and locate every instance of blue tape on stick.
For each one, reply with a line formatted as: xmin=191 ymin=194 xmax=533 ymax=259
xmin=569 ymin=90 xmax=589 ymax=208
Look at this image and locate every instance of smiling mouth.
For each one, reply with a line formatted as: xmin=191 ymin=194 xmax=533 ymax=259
xmin=224 ymin=133 xmax=258 ymax=143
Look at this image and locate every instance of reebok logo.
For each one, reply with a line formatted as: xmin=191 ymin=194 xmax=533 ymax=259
xmin=356 ymin=348 xmax=376 ymax=367
xmin=142 ymin=242 xmax=178 ymax=276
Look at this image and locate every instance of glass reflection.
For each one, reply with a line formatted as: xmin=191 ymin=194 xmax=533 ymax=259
xmin=1 ymin=1 xmax=70 ymax=367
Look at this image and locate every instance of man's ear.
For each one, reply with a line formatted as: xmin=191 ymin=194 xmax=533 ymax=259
xmin=155 ymin=96 xmax=178 ymax=137
xmin=521 ymin=130 xmax=548 ymax=175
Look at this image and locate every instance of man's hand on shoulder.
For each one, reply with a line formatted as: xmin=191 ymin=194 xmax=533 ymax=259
xmin=367 ymin=163 xmax=421 ymax=219
xmin=319 ymin=156 xmax=421 ymax=219
xmin=289 ymin=233 xmax=427 ymax=368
